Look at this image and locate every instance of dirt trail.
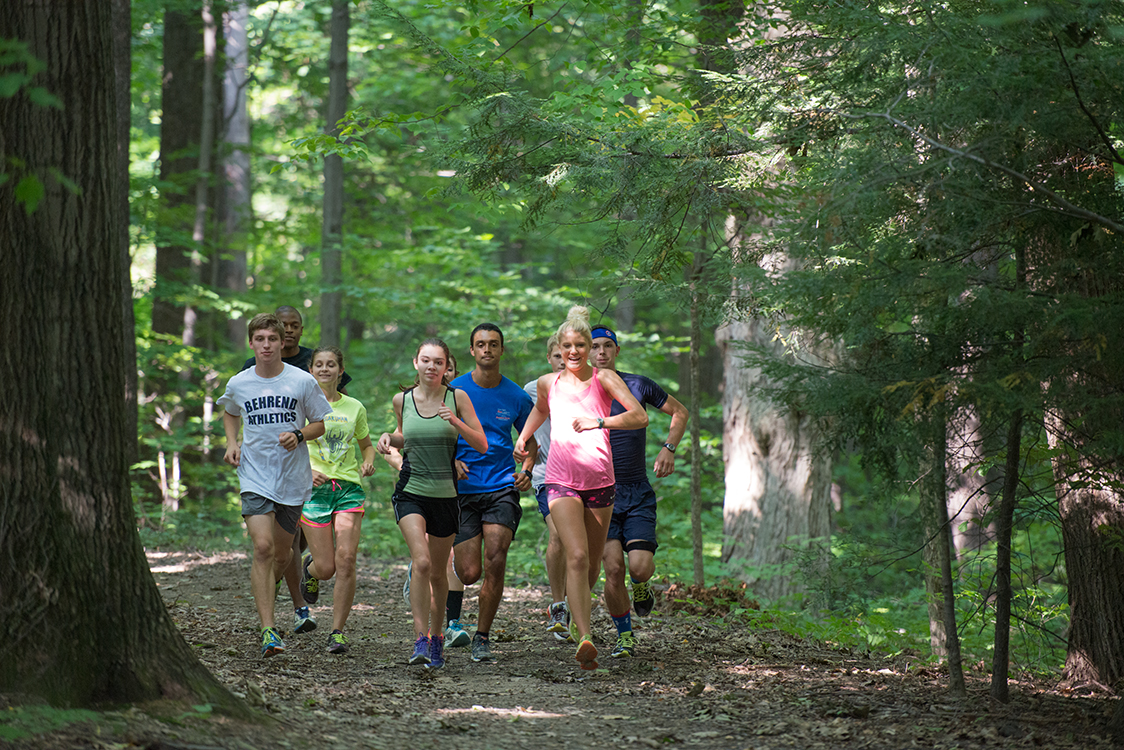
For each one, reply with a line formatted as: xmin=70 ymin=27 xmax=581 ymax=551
xmin=9 ymin=550 xmax=1116 ymax=749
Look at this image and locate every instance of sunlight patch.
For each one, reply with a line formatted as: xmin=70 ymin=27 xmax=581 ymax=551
xmin=438 ymin=706 xmax=566 ymax=720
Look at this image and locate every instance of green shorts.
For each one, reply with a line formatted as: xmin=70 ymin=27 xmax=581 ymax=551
xmin=300 ymin=479 xmax=366 ymax=527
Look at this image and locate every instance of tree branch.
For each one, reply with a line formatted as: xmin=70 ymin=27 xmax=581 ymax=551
xmin=839 ymin=109 xmax=1124 ymax=234
xmin=1052 ymin=34 xmax=1123 ymax=167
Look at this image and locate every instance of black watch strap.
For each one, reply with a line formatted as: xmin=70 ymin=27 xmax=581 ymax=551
xmin=663 ymin=442 xmax=675 ymax=453
xmin=294 ymin=430 xmax=305 ymax=443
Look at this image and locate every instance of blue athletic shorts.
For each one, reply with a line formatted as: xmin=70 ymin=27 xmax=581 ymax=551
xmin=535 ymin=485 xmax=550 ymax=518
xmin=606 ymin=481 xmax=658 ymax=550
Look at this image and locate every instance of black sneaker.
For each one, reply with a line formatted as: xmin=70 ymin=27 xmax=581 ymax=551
xmin=631 ymin=579 xmax=655 ymax=617
xmin=470 ymin=632 xmax=493 ymax=662
xmin=610 ymin=631 xmax=637 ymax=658
xmin=327 ymin=630 xmax=349 ymax=654
xmin=300 ymin=554 xmax=319 ymax=605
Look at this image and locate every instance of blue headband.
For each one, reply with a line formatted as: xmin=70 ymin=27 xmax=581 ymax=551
xmin=590 ymin=326 xmax=617 ymax=345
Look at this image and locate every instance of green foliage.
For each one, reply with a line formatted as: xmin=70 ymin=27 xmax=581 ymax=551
xmin=0 ymin=705 xmax=100 ymax=742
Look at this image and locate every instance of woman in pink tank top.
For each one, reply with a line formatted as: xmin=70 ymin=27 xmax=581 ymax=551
xmin=516 ymin=306 xmax=648 ymax=670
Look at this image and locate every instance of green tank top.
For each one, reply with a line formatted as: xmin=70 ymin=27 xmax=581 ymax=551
xmin=395 ymin=386 xmax=459 ymax=499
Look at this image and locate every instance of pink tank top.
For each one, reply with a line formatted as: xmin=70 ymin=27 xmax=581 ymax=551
xmin=544 ymin=368 xmax=615 ymax=490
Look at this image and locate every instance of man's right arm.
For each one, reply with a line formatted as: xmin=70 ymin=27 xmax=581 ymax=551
xmin=223 ymin=411 xmax=242 ymax=467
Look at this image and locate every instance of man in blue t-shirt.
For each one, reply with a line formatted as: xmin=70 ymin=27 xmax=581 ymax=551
xmin=447 ymin=323 xmax=536 ymax=662
xmin=591 ymin=325 xmax=689 ymax=659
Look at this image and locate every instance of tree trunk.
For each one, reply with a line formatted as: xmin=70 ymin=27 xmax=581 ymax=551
xmin=919 ymin=409 xmax=967 ymax=696
xmin=218 ymin=1 xmax=251 ymax=349
xmin=945 ymin=405 xmax=996 ymax=556
xmin=689 ymin=252 xmax=705 ymax=587
xmin=320 ymin=0 xmax=349 ymax=347
xmin=112 ymin=0 xmax=138 ymax=466
xmin=154 ymin=6 xmax=205 ymax=340
xmin=716 ymin=310 xmax=833 ymax=600
xmin=990 ymin=408 xmax=1022 ymax=702
xmin=0 ymin=2 xmax=244 ymax=712
xmin=1049 ymin=412 xmax=1124 ymax=690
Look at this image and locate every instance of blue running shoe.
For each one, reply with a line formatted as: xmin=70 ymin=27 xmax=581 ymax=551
xmin=409 ymin=634 xmax=430 ymax=665
xmin=426 ymin=634 xmax=445 ymax=669
xmin=293 ymin=605 xmax=317 ymax=634
xmin=445 ymin=619 xmax=471 ymax=648
xmin=261 ymin=626 xmax=285 ymax=657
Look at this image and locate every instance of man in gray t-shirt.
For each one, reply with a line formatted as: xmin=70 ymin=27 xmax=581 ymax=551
xmin=219 ymin=313 xmax=332 ymax=658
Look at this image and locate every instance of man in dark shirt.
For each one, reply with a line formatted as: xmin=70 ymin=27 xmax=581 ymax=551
xmin=591 ymin=325 xmax=688 ymax=658
xmin=240 ymin=305 xmax=352 ymax=391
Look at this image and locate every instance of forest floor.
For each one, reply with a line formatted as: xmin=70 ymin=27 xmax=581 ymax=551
xmin=6 ymin=549 xmax=1121 ymax=750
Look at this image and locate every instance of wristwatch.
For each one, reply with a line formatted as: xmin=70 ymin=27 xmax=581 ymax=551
xmin=662 ymin=442 xmax=676 ymax=453
xmin=596 ymin=417 xmax=605 ymax=429
xmin=293 ymin=430 xmax=305 ymax=444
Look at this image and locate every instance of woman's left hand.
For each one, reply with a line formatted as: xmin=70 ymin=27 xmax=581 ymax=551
xmin=572 ymin=416 xmax=599 ymax=433
xmin=360 ymin=461 xmax=375 ymax=477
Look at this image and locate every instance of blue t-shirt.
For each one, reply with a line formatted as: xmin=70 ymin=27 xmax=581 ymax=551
xmin=452 ymin=373 xmax=534 ymax=493
xmin=608 ymin=371 xmax=669 ymax=485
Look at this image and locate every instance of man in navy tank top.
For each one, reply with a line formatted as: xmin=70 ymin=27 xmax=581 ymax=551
xmin=590 ymin=325 xmax=689 ymax=659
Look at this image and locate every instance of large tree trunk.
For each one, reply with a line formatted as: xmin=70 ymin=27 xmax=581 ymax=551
xmin=218 ymin=1 xmax=251 ymax=349
xmin=0 ymin=2 xmax=243 ymax=712
xmin=320 ymin=0 xmax=349 ymax=347
xmin=716 ymin=311 xmax=833 ymax=600
xmin=1048 ymin=412 xmax=1124 ymax=690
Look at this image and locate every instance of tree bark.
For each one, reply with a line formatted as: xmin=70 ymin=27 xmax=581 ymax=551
xmin=689 ymin=252 xmax=705 ymax=587
xmin=218 ymin=1 xmax=251 ymax=349
xmin=320 ymin=0 xmax=349 ymax=347
xmin=919 ymin=408 xmax=967 ymax=696
xmin=0 ymin=1 xmax=245 ymax=712
xmin=154 ymin=6 xmax=205 ymax=341
xmin=990 ymin=408 xmax=1022 ymax=702
xmin=1049 ymin=412 xmax=1124 ymax=690
xmin=716 ymin=309 xmax=833 ymax=600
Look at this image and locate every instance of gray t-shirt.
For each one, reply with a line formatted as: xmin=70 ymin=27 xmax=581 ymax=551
xmin=524 ymin=379 xmax=552 ymax=491
xmin=218 ymin=363 xmax=333 ymax=506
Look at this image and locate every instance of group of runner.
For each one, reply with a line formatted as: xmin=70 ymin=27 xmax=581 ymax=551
xmin=219 ymin=304 xmax=687 ymax=671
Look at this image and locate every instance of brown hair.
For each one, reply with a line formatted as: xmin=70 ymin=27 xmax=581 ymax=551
xmin=309 ymin=345 xmax=344 ymax=371
xmin=404 ymin=337 xmax=455 ymax=390
xmin=247 ymin=313 xmax=284 ymax=341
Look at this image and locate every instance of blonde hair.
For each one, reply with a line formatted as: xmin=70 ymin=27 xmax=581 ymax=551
xmin=554 ymin=305 xmax=593 ymax=348
xmin=546 ymin=333 xmax=560 ymax=354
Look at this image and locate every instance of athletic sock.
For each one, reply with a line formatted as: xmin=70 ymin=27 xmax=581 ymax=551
xmin=446 ymin=590 xmax=464 ymax=624
xmin=611 ymin=610 xmax=632 ymax=636
xmin=476 ymin=630 xmax=490 ymax=640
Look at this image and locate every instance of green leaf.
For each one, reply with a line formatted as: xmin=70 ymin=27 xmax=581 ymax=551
xmin=15 ymin=174 xmax=44 ymax=213
xmin=27 ymin=87 xmax=63 ymax=109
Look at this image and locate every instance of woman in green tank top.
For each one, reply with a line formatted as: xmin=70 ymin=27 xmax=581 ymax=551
xmin=377 ymin=338 xmax=487 ymax=668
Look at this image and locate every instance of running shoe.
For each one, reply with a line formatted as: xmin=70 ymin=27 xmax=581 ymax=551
xmin=402 ymin=561 xmax=412 ymax=604
xmin=575 ymin=635 xmax=599 ymax=670
xmin=327 ymin=630 xmax=350 ymax=654
xmin=300 ymin=554 xmax=319 ymax=605
xmin=260 ymin=626 xmax=285 ymax=657
xmin=610 ymin=631 xmax=637 ymax=658
xmin=409 ymin=634 xmax=431 ymax=665
xmin=631 ymin=579 xmax=655 ymax=617
xmin=547 ymin=602 xmax=572 ymax=642
xmin=470 ymin=632 xmax=493 ymax=662
xmin=445 ymin=619 xmax=471 ymax=648
xmin=293 ymin=605 xmax=317 ymax=634
xmin=426 ymin=634 xmax=445 ymax=669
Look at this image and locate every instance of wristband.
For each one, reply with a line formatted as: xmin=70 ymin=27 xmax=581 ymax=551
xmin=663 ymin=442 xmax=676 ymax=453
xmin=522 ymin=469 xmax=532 ymax=479
xmin=293 ymin=430 xmax=305 ymax=444
xmin=596 ymin=417 xmax=605 ymax=429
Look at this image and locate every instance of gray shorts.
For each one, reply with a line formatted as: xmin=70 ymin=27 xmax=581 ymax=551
xmin=241 ymin=492 xmax=302 ymax=535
